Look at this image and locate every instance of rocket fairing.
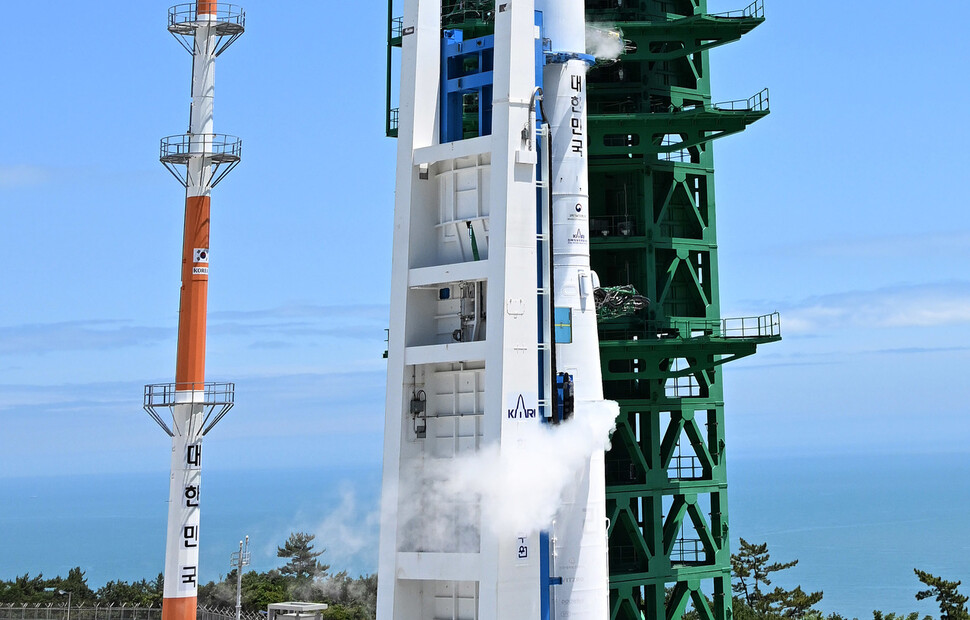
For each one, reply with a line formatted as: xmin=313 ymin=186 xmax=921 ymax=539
xmin=146 ymin=4 xmax=244 ymax=620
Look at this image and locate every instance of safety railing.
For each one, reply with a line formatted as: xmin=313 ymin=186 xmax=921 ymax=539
xmin=668 ymin=454 xmax=705 ymax=480
xmin=599 ymin=312 xmax=781 ymax=342
xmin=390 ymin=16 xmax=404 ymax=40
xmin=670 ymin=538 xmax=707 ymax=564
xmin=144 ymin=382 xmax=235 ymax=408
xmin=722 ymin=312 xmax=781 ymax=339
xmin=160 ymin=134 xmax=243 ymax=164
xmin=167 ymin=3 xmax=246 ymax=56
xmin=590 ymin=215 xmax=641 ymax=238
xmin=143 ymin=382 xmax=235 ymax=437
xmin=387 ymin=108 xmax=400 ymax=137
xmin=714 ymin=88 xmax=769 ymax=113
xmin=712 ymin=0 xmax=765 ymax=19
xmin=168 ymin=3 xmax=246 ymax=31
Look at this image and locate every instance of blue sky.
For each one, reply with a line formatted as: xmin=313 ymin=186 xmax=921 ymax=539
xmin=1 ymin=0 xmax=969 ymax=602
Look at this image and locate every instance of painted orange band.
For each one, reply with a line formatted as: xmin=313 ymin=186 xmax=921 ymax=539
xmin=197 ymin=1 xmax=217 ymax=15
xmin=162 ymin=597 xmax=197 ymax=620
xmin=175 ymin=195 xmax=210 ymax=388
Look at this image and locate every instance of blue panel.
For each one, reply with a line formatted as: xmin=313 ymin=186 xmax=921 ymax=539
xmin=540 ymin=532 xmax=551 ymax=620
xmin=440 ymin=32 xmax=496 ymax=143
xmin=554 ymin=307 xmax=573 ymax=344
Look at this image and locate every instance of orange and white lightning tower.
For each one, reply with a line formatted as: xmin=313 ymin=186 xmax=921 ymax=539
xmin=143 ymin=4 xmax=245 ymax=620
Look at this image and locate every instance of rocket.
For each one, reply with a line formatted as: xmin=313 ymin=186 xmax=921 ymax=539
xmin=144 ymin=4 xmax=244 ymax=620
xmin=538 ymin=1 xmax=611 ymax=617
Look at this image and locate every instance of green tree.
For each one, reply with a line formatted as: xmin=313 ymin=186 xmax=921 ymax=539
xmin=277 ymin=532 xmax=330 ymax=582
xmin=53 ymin=567 xmax=96 ymax=603
xmin=914 ymin=569 xmax=969 ymax=620
xmin=873 ymin=611 xmax=932 ymax=620
xmin=731 ymin=538 xmax=823 ymax=619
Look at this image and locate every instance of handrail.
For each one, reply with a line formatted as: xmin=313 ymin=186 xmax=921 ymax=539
xmin=714 ymin=88 xmax=769 ymax=113
xmin=712 ymin=0 xmax=765 ymax=19
xmin=160 ymin=134 xmax=243 ymax=162
xmin=168 ymin=3 xmax=246 ymax=30
xmin=600 ymin=312 xmax=781 ymax=341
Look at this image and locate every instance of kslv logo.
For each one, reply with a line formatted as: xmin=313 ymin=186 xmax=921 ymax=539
xmin=507 ymin=394 xmax=537 ymax=419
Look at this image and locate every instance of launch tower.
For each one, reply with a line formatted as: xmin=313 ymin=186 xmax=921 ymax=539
xmin=143 ymin=4 xmax=244 ymax=620
xmin=583 ymin=2 xmax=779 ymax=619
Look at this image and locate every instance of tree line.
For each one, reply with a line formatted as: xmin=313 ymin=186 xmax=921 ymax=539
xmin=1 ymin=535 xmax=965 ymax=620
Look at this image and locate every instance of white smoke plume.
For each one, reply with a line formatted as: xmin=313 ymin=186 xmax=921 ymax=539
xmin=586 ymin=24 xmax=626 ymax=61
xmin=397 ymin=400 xmax=618 ymax=551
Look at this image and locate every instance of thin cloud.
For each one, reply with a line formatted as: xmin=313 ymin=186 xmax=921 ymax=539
xmin=208 ymin=303 xmax=389 ymax=344
xmin=779 ymin=282 xmax=970 ymax=333
xmin=0 ymin=165 xmax=53 ymax=189
xmin=210 ymin=303 xmax=388 ymax=322
xmin=0 ymin=320 xmax=171 ymax=355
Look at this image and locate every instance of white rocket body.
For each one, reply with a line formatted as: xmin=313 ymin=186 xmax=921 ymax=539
xmin=539 ymin=0 xmax=611 ymax=617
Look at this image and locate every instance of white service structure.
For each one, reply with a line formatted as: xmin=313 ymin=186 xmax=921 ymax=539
xmin=377 ymin=1 xmax=611 ymax=618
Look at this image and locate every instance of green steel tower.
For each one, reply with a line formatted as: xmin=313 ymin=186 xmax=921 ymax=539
xmin=583 ymin=1 xmax=779 ymax=619
xmin=384 ymin=2 xmax=780 ymax=619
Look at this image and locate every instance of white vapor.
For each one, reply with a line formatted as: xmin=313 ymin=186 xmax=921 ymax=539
xmin=398 ymin=401 xmax=618 ymax=551
xmin=586 ymin=24 xmax=625 ymax=60
xmin=312 ymin=486 xmax=380 ymax=573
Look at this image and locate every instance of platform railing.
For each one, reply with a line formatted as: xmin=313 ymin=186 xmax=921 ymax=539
xmin=670 ymin=538 xmax=707 ymax=564
xmin=712 ymin=0 xmax=765 ymax=19
xmin=668 ymin=454 xmax=705 ymax=480
xmin=599 ymin=312 xmax=781 ymax=342
xmin=390 ymin=16 xmax=404 ymax=40
xmin=168 ymin=3 xmax=246 ymax=30
xmin=714 ymin=88 xmax=770 ymax=113
xmin=591 ymin=215 xmax=641 ymax=238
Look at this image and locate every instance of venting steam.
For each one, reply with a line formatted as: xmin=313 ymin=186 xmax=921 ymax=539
xmin=398 ymin=401 xmax=618 ymax=551
xmin=586 ymin=24 xmax=626 ymax=61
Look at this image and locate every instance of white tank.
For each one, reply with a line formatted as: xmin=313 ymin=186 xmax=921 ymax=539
xmin=538 ymin=1 xmax=611 ymax=618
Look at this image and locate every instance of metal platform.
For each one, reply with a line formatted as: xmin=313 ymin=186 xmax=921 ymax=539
xmin=168 ymin=3 xmax=246 ymax=56
xmin=143 ymin=382 xmax=235 ymax=437
xmin=159 ymin=134 xmax=242 ymax=188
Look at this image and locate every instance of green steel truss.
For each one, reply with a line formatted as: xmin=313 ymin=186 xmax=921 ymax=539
xmin=585 ymin=1 xmax=776 ymax=620
xmin=384 ymin=2 xmax=779 ymax=619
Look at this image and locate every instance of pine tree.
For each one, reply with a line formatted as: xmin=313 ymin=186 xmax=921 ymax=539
xmin=914 ymin=569 xmax=969 ymax=620
xmin=731 ymin=539 xmax=823 ymax=619
xmin=277 ymin=532 xmax=330 ymax=582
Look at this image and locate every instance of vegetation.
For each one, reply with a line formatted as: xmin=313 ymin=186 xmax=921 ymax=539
xmin=731 ymin=538 xmax=823 ymax=619
xmin=2 ymin=536 xmax=966 ymax=620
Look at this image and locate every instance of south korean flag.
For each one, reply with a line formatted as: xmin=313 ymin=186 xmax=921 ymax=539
xmin=194 ymin=248 xmax=209 ymax=264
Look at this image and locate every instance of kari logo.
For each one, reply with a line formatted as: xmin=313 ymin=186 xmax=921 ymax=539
xmin=507 ymin=394 xmax=537 ymax=419
xmin=568 ymin=228 xmax=588 ymax=245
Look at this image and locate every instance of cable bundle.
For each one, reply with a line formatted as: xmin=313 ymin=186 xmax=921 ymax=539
xmin=594 ymin=285 xmax=650 ymax=321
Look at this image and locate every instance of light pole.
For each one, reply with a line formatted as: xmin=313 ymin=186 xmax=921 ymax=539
xmin=57 ymin=590 xmax=72 ymax=620
xmin=229 ymin=536 xmax=251 ymax=620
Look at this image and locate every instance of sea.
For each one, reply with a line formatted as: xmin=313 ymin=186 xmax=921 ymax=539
xmin=1 ymin=452 xmax=967 ymax=620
